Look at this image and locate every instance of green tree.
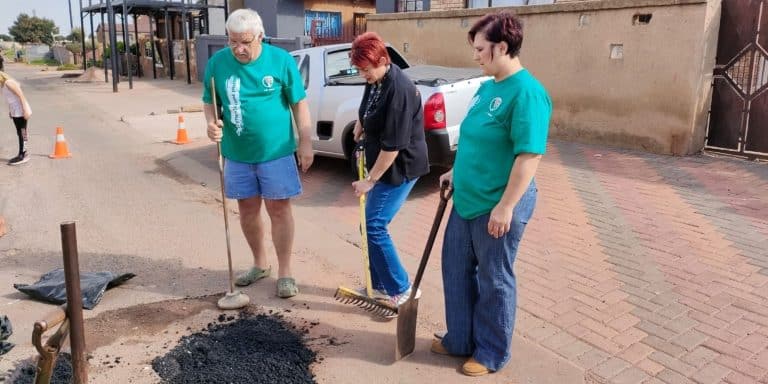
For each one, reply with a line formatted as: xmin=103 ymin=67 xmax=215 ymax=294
xmin=0 ymin=34 xmax=12 ymax=42
xmin=67 ymin=27 xmax=83 ymax=42
xmin=8 ymin=13 xmax=59 ymax=45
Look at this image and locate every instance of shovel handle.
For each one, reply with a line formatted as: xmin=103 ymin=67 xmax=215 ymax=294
xmin=409 ymin=181 xmax=452 ymax=299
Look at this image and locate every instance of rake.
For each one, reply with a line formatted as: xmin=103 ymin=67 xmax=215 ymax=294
xmin=333 ymin=143 xmax=398 ymax=318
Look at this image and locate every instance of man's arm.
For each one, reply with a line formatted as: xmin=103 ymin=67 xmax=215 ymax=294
xmin=291 ymin=99 xmax=314 ymax=172
xmin=204 ymin=103 xmax=222 ymax=142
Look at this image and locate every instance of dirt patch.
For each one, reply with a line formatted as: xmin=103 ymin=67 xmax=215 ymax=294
xmin=152 ymin=311 xmax=317 ymax=383
xmin=85 ymin=295 xmax=218 ymax=351
xmin=64 ymin=67 xmax=103 ymax=83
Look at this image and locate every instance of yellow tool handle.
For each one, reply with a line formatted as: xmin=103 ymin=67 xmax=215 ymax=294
xmin=357 ymin=148 xmax=374 ymax=299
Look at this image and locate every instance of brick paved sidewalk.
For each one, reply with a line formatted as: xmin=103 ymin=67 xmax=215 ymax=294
xmin=298 ymin=140 xmax=768 ymax=384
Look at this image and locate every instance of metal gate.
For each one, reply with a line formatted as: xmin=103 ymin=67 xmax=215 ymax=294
xmin=706 ymin=0 xmax=768 ymax=159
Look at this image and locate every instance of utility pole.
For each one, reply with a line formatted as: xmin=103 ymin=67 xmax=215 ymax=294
xmin=106 ymin=0 xmax=119 ymax=92
xmin=68 ymin=0 xmax=74 ymax=31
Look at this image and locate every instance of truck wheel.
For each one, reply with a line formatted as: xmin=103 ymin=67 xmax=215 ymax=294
xmin=343 ymin=127 xmax=360 ymax=180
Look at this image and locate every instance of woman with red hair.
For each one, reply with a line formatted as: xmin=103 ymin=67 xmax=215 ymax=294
xmin=349 ymin=32 xmax=429 ymax=310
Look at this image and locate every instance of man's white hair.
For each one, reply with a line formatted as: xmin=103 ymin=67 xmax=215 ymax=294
xmin=226 ymin=9 xmax=264 ymax=37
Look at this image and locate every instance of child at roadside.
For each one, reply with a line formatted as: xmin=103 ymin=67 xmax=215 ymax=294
xmin=0 ymin=71 xmax=32 ymax=165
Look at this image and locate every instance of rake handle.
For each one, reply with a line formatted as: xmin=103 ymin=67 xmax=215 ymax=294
xmin=356 ymin=145 xmax=374 ymax=299
xmin=409 ymin=182 xmax=452 ymax=300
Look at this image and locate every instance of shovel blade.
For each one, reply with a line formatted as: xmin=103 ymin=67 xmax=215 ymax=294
xmin=395 ymin=297 xmax=419 ymax=360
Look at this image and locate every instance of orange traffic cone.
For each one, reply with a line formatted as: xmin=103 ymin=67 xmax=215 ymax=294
xmin=172 ymin=114 xmax=190 ymax=145
xmin=49 ymin=126 xmax=72 ymax=159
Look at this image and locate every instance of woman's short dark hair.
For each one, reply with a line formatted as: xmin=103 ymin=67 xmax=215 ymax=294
xmin=468 ymin=11 xmax=524 ymax=58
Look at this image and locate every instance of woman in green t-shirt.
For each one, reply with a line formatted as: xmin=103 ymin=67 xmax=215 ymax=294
xmin=430 ymin=12 xmax=552 ymax=376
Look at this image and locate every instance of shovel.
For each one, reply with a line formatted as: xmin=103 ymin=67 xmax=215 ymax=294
xmin=396 ymin=181 xmax=452 ymax=360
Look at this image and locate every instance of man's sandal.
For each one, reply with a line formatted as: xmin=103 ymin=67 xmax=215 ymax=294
xmin=276 ymin=277 xmax=299 ymax=298
xmin=234 ymin=266 xmax=271 ymax=287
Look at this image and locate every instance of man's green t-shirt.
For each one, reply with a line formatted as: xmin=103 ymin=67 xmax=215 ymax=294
xmin=202 ymin=43 xmax=306 ymax=163
xmin=452 ymin=69 xmax=551 ymax=220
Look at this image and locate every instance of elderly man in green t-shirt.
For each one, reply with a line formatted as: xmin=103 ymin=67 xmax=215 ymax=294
xmin=202 ymin=8 xmax=313 ymax=298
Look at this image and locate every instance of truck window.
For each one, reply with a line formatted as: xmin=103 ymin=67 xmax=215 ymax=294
xmin=324 ymin=46 xmax=409 ymax=83
xmin=293 ymin=54 xmax=310 ymax=90
xmin=326 ymin=49 xmax=360 ymax=81
xmin=300 ymin=55 xmax=310 ymax=90
xmin=386 ymin=47 xmax=409 ymax=70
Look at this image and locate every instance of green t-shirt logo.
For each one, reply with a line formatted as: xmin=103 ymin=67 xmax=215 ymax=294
xmin=489 ymin=97 xmax=502 ymax=112
xmin=262 ymin=75 xmax=274 ymax=89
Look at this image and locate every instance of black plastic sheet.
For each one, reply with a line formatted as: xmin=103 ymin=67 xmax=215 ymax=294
xmin=14 ymin=268 xmax=135 ymax=309
xmin=0 ymin=315 xmax=13 ymax=355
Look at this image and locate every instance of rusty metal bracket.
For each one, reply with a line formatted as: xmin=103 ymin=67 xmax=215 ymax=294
xmin=32 ymin=305 xmax=69 ymax=384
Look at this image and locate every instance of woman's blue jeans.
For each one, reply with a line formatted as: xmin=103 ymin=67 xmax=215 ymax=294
xmin=440 ymin=181 xmax=537 ymax=372
xmin=366 ymin=178 xmax=418 ymax=296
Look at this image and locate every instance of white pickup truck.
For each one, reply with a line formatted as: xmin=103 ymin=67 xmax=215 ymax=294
xmin=289 ymin=43 xmax=486 ymax=169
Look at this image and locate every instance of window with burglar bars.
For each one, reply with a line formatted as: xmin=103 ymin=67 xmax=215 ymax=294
xmin=397 ymin=0 xmax=425 ymax=11
xmin=353 ymin=13 xmax=367 ymax=36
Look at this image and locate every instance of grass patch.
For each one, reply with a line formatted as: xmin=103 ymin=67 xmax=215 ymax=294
xmin=29 ymin=58 xmax=60 ymax=66
xmin=57 ymin=63 xmax=79 ymax=70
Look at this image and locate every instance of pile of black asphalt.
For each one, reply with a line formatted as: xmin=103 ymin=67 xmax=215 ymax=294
xmin=152 ymin=312 xmax=317 ymax=384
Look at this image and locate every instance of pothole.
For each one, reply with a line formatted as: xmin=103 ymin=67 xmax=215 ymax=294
xmin=4 ymin=297 xmax=322 ymax=383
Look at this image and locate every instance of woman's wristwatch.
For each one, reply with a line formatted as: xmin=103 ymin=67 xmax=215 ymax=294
xmin=366 ymin=175 xmax=378 ymax=184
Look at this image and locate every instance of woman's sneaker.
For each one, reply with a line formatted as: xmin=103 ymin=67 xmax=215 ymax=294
xmin=378 ymin=286 xmax=422 ymax=319
xmin=357 ymin=287 xmax=390 ymax=300
xmin=8 ymin=152 xmax=28 ymax=166
xmin=386 ymin=286 xmax=422 ymax=308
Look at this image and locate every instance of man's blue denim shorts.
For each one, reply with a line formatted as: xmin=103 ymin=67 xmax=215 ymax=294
xmin=223 ymin=154 xmax=302 ymax=200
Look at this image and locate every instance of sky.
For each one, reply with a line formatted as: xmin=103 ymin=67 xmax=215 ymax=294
xmin=1 ymin=0 xmax=78 ymax=36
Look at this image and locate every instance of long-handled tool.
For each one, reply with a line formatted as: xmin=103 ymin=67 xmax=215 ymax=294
xmin=211 ymin=78 xmax=250 ymax=310
xmin=396 ymin=181 xmax=452 ymax=360
xmin=333 ymin=143 xmax=398 ymax=317
xmin=32 ymin=304 xmax=69 ymax=384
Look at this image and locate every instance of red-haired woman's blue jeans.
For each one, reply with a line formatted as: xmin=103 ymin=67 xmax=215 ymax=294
xmin=366 ymin=178 xmax=418 ymax=296
xmin=439 ymin=181 xmax=537 ymax=372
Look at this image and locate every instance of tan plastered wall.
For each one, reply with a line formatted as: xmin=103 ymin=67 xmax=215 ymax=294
xmin=368 ymin=0 xmax=721 ymax=155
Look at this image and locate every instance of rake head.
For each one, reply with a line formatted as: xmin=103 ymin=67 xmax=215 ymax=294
xmin=334 ymin=286 xmax=398 ymax=318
